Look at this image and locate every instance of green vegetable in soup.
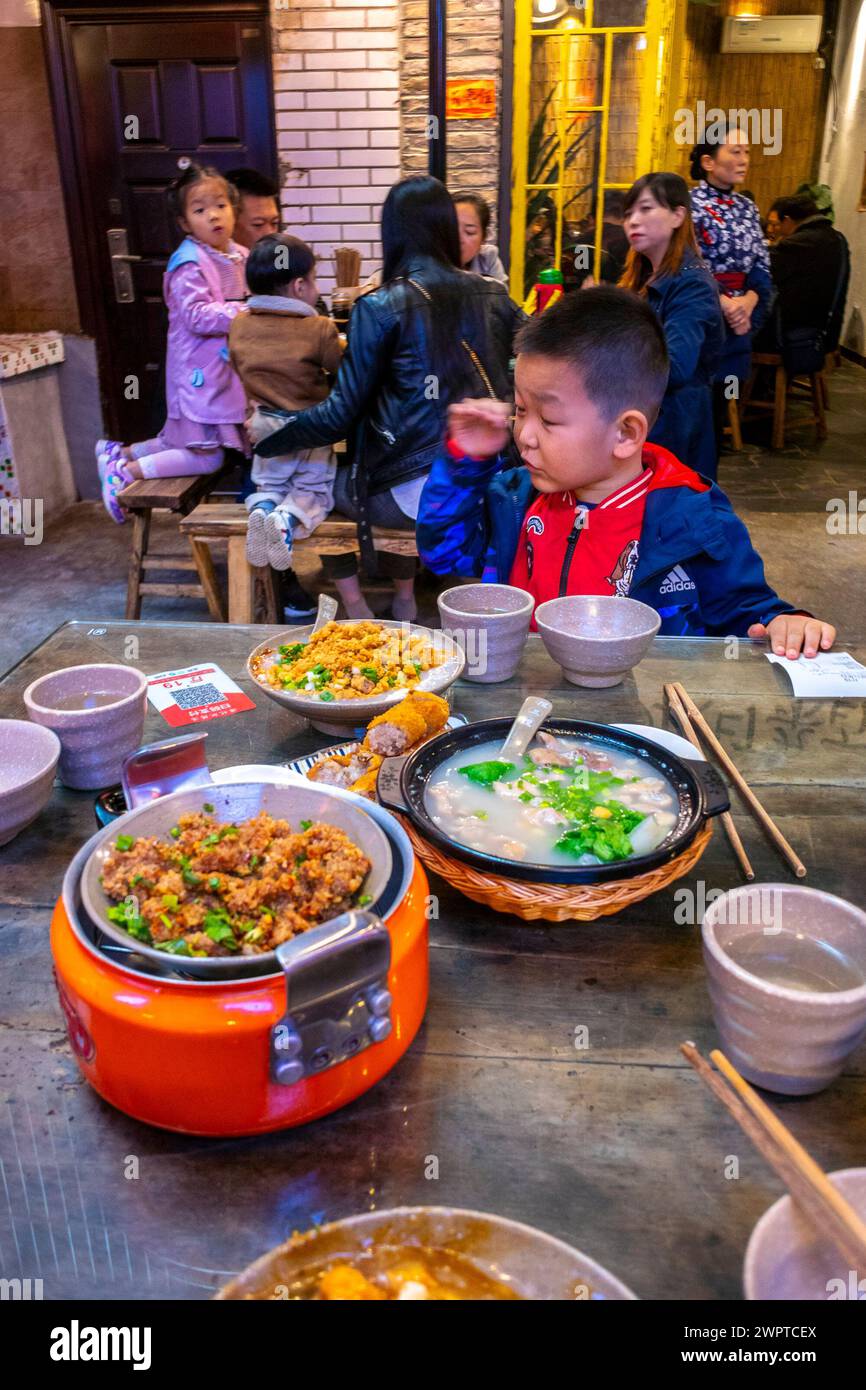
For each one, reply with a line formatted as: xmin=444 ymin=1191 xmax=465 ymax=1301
xmin=458 ymin=760 xmax=516 ymax=787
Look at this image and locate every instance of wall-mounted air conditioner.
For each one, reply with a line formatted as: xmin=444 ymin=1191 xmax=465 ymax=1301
xmin=720 ymin=15 xmax=822 ymax=54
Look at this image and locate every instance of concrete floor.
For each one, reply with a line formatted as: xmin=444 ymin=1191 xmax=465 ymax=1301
xmin=2 ymin=360 xmax=864 ymax=679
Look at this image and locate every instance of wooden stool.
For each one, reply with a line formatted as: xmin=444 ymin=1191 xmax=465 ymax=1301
xmin=740 ymin=353 xmax=828 ymax=451
xmin=179 ymin=503 xmax=419 ymax=624
xmin=117 ymin=471 xmax=231 ymax=621
xmin=724 ymin=396 xmax=743 ymax=451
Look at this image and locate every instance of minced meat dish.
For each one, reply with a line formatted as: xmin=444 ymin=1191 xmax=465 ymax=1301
xmin=100 ymin=811 xmax=371 ymax=957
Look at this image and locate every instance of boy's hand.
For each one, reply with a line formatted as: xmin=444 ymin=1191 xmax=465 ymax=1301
xmin=448 ymin=398 xmax=512 ymax=460
xmin=748 ymin=615 xmax=836 ymax=659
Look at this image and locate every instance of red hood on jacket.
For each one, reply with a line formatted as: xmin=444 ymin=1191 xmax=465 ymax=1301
xmin=641 ymin=443 xmax=712 ymax=495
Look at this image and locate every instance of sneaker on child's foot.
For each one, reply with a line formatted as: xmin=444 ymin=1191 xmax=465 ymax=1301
xmin=101 ymin=467 xmax=131 ymax=525
xmin=95 ymin=439 xmax=124 ymax=483
xmin=245 ymin=499 xmax=277 ymax=568
xmin=264 ymin=509 xmax=294 ymax=571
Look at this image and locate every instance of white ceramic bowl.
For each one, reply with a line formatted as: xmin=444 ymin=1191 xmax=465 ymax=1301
xmin=0 ymin=719 xmax=61 ymax=846
xmin=535 ymin=596 xmax=660 ymax=688
xmin=247 ymin=618 xmax=465 ymax=736
xmin=744 ymin=1168 xmax=866 ymax=1300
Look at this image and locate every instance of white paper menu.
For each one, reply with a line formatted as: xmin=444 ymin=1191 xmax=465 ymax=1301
xmin=766 ymin=650 xmax=866 ymax=698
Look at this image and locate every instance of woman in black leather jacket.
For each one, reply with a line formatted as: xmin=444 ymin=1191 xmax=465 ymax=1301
xmin=255 ymin=175 xmax=525 ymax=620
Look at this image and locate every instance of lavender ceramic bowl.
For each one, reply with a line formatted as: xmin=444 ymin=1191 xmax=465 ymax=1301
xmin=24 ymin=663 xmax=148 ymax=791
xmin=744 ymin=1168 xmax=866 ymax=1300
xmin=534 ymin=596 xmax=661 ymax=688
xmin=703 ymin=885 xmax=866 ymax=1096
xmin=0 ymin=719 xmax=61 ymax=846
xmin=437 ymin=584 xmax=534 ymax=683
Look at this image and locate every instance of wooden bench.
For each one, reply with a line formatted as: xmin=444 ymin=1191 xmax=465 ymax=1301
xmin=117 ymin=470 xmax=232 ymax=621
xmin=179 ymin=502 xmax=418 ymax=624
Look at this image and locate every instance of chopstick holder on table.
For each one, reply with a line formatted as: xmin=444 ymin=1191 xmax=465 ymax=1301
xmin=670 ymin=682 xmax=807 ymax=879
xmin=681 ymin=1043 xmax=866 ymax=1277
xmin=664 ymin=684 xmax=754 ymax=882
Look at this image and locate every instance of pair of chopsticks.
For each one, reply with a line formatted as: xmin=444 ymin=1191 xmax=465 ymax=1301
xmin=664 ymin=680 xmax=806 ymax=880
xmin=682 ymin=1043 xmax=866 ymax=1276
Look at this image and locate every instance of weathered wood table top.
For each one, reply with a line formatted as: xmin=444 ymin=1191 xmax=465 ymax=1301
xmin=1 ymin=619 xmax=864 ymax=1301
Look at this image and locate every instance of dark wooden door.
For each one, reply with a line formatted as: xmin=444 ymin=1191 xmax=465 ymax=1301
xmin=43 ymin=3 xmax=276 ymax=440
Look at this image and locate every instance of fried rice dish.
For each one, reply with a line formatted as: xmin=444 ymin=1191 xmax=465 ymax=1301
xmin=99 ymin=811 xmax=371 ymax=957
xmin=251 ymin=620 xmax=445 ymax=702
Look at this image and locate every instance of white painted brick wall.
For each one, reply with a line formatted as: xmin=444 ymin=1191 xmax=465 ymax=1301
xmin=271 ymin=1 xmax=401 ymax=291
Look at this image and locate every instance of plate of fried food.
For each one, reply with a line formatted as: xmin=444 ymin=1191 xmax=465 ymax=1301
xmin=289 ymin=689 xmax=460 ymax=799
xmin=247 ymin=619 xmax=465 ymax=736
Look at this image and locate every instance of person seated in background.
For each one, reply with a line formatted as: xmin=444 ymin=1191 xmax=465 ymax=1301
xmin=618 ymin=172 xmax=724 ymax=480
xmin=753 ymin=194 xmax=850 ymax=361
xmin=416 ymin=287 xmax=835 ymax=660
xmin=452 ymin=192 xmax=508 ymax=285
xmin=226 ymin=168 xmax=281 ymax=249
xmin=229 ymin=234 xmax=343 ymax=590
xmin=764 ymin=199 xmax=784 ymax=246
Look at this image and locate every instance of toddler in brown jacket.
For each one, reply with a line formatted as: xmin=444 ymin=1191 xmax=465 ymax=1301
xmin=229 ymin=234 xmax=343 ymax=571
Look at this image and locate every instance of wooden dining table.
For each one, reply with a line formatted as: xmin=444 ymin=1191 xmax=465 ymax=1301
xmin=1 ymin=618 xmax=865 ymax=1301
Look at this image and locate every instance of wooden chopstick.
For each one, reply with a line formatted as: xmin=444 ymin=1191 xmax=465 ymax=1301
xmin=664 ymin=684 xmax=754 ymax=881
xmin=672 ymin=681 xmax=807 ymax=878
xmin=681 ymin=1043 xmax=866 ymax=1274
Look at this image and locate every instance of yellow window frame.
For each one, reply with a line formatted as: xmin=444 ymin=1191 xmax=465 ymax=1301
xmin=509 ymin=0 xmax=677 ymax=300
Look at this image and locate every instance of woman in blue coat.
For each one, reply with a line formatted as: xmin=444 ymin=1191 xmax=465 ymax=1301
xmin=618 ymin=172 xmax=724 ymax=479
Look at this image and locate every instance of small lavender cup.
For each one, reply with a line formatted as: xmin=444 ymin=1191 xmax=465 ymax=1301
xmin=438 ymin=583 xmax=534 ymax=683
xmin=744 ymin=1168 xmax=866 ymax=1300
xmin=0 ymin=719 xmax=61 ymax=846
xmin=534 ymin=596 xmax=660 ymax=688
xmin=702 ymin=885 xmax=866 ymax=1096
xmin=24 ymin=663 xmax=148 ymax=791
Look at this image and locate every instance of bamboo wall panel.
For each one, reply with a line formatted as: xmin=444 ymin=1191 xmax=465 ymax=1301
xmin=665 ymin=0 xmax=827 ymax=218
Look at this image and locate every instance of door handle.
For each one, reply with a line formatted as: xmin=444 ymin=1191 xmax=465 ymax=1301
xmin=107 ymin=228 xmax=137 ymax=303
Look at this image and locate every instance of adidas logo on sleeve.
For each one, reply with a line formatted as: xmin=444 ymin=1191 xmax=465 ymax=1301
xmin=659 ymin=565 xmax=696 ymax=595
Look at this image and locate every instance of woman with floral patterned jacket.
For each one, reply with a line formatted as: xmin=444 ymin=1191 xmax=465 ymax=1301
xmin=690 ymin=126 xmax=774 ymax=459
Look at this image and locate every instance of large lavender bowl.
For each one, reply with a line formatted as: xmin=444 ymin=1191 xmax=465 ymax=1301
xmin=534 ymin=596 xmax=660 ymax=688
xmin=0 ymin=719 xmax=61 ymax=846
xmin=24 ymin=663 xmax=148 ymax=791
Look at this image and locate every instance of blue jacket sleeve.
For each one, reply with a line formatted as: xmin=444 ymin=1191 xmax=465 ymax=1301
xmin=659 ymin=274 xmax=725 ymax=387
xmin=691 ymin=487 xmax=797 ymax=636
xmin=416 ymin=447 xmax=504 ymax=576
xmin=745 ymin=261 xmax=774 ymax=337
xmin=255 ymin=295 xmax=395 ymax=456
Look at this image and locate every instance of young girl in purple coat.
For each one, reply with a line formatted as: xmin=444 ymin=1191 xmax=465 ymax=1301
xmin=97 ymin=164 xmax=249 ymax=523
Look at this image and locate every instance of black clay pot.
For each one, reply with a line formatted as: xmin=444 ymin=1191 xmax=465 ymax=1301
xmin=378 ymin=718 xmax=730 ymax=885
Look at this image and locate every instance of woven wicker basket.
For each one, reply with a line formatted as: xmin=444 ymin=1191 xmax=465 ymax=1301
xmin=398 ymin=817 xmax=713 ymax=923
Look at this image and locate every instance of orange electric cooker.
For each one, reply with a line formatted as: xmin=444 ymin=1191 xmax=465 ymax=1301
xmin=50 ymin=746 xmax=429 ymax=1137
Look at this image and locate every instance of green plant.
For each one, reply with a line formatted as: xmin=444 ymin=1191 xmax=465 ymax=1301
xmin=524 ymin=90 xmax=599 ymax=295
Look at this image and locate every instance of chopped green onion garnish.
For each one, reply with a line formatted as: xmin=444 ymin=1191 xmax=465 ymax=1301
xmin=115 ymin=834 xmax=134 ymax=852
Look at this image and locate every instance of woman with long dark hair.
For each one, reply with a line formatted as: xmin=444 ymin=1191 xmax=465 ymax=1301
xmin=619 ymin=172 xmax=724 ymax=478
xmin=255 ymin=175 xmax=524 ymax=619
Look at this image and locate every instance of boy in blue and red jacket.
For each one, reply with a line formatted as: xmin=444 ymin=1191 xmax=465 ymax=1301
xmin=418 ymin=287 xmax=835 ymax=658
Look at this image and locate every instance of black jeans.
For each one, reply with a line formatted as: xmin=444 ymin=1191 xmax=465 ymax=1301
xmin=320 ymin=466 xmax=419 ymax=581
